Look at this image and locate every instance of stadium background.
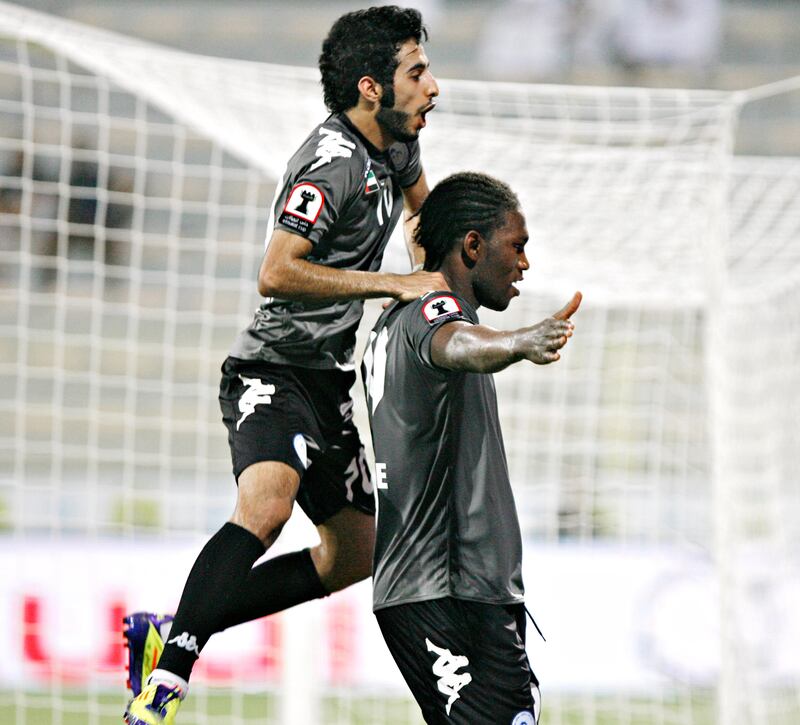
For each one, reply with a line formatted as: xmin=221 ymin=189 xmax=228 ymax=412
xmin=1 ymin=1 xmax=799 ymax=724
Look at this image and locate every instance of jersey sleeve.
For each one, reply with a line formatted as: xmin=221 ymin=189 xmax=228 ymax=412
xmin=272 ymin=126 xmax=363 ymax=244
xmin=405 ymin=292 xmax=476 ymax=369
xmin=389 ymin=139 xmax=423 ymax=189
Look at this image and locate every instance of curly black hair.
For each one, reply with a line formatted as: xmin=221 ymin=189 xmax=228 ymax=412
xmin=414 ymin=172 xmax=521 ymax=271
xmin=318 ymin=6 xmax=427 ymax=113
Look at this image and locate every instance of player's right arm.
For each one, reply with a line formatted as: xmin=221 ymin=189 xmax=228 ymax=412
xmin=430 ymin=292 xmax=582 ymax=373
xmin=258 ymin=229 xmax=447 ymax=303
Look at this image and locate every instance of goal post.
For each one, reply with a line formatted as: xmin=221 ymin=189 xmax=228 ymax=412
xmin=1 ymin=3 xmax=799 ymax=724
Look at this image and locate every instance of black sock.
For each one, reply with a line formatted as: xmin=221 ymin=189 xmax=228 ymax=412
xmin=157 ymin=522 xmax=265 ymax=682
xmin=220 ymin=548 xmax=329 ymax=630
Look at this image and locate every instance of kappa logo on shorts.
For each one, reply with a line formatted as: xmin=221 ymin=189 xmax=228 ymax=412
xmin=422 ymin=295 xmax=462 ymax=325
xmin=425 ymin=638 xmax=473 ymax=716
xmin=236 ymin=375 xmax=276 ymax=430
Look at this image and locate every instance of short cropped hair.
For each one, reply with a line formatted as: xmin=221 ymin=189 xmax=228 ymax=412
xmin=318 ymin=6 xmax=427 ymax=113
xmin=415 ymin=172 xmax=521 ymax=271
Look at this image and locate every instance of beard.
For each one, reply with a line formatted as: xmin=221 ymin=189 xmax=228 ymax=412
xmin=376 ymin=105 xmax=418 ymax=143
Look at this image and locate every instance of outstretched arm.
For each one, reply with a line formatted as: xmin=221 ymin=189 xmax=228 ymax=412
xmin=431 ymin=292 xmax=582 ymax=373
xmin=258 ymin=229 xmax=447 ymax=303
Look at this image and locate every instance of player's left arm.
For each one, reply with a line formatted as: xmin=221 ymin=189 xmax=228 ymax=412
xmin=401 ymin=170 xmax=429 ymax=269
xmin=430 ymin=292 xmax=582 ymax=373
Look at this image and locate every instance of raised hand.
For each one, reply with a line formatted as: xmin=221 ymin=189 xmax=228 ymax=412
xmin=519 ymin=291 xmax=582 ymax=365
xmin=552 ymin=290 xmax=582 ymax=321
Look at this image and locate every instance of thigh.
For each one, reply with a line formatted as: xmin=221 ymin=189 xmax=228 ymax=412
xmin=219 ymin=357 xmax=321 ymax=481
xmin=376 ymin=599 xmax=538 ymax=725
xmin=292 ymin=368 xmax=374 ymax=525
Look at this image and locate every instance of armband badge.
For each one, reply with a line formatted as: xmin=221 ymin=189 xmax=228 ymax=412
xmin=278 ymin=182 xmax=324 ymax=237
xmin=422 ymin=295 xmax=463 ymax=325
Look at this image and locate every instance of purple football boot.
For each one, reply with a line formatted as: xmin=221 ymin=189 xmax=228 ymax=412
xmin=123 ymin=612 xmax=174 ymax=697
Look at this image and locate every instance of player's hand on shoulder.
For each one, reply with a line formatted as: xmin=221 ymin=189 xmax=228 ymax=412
xmin=393 ymin=270 xmax=449 ymax=302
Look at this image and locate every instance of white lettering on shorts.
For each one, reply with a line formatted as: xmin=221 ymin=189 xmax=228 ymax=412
xmin=236 ymin=376 xmax=275 ymax=430
xmin=425 ymin=637 xmax=473 ymax=716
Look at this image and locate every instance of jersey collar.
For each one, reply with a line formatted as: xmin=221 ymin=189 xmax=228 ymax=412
xmin=337 ymin=112 xmax=388 ymax=161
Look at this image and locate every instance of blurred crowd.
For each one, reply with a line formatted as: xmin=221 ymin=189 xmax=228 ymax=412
xmin=475 ymin=0 xmax=721 ymax=81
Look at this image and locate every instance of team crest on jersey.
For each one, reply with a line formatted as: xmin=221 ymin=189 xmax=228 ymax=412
xmin=511 ymin=711 xmax=536 ymax=725
xmin=278 ymin=182 xmax=324 ymax=237
xmin=388 ymin=142 xmax=410 ymax=171
xmin=422 ymin=295 xmax=462 ymax=325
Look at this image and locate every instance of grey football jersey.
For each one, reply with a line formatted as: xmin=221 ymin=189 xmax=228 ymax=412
xmin=229 ymin=113 xmax=422 ymax=369
xmin=362 ymin=291 xmax=525 ymax=611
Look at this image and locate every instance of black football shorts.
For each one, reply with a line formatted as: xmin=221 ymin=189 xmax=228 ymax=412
xmin=218 ymin=356 xmax=373 ymax=525
xmin=376 ymin=597 xmax=540 ymax=725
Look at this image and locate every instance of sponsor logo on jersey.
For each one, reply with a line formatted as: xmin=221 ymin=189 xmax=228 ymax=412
xmin=364 ymin=168 xmax=380 ymax=195
xmin=512 ymin=711 xmax=536 ymax=725
xmin=422 ymin=295 xmax=463 ymax=325
xmin=309 ymin=126 xmax=356 ymax=171
xmin=236 ymin=376 xmax=276 ymax=430
xmin=425 ymin=638 xmax=472 ymax=716
xmin=278 ymin=183 xmax=324 ymax=237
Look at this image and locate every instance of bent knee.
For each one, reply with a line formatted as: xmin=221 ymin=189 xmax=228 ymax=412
xmin=233 ymin=461 xmax=299 ymax=546
xmin=234 ymin=498 xmax=293 ymax=546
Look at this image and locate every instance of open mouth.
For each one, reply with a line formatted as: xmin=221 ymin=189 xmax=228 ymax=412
xmin=419 ymin=102 xmax=437 ymax=122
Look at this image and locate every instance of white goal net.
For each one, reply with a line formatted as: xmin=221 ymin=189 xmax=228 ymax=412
xmin=1 ymin=3 xmax=799 ymax=724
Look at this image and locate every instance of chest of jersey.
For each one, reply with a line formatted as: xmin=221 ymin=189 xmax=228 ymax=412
xmin=312 ymin=157 xmax=402 ymax=268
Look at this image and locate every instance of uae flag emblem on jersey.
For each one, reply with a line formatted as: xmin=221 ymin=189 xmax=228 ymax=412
xmin=365 ymin=169 xmax=379 ymax=195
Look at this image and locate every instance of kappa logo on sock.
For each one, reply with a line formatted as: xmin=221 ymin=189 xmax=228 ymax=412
xmin=425 ymin=638 xmax=472 ymax=716
xmin=167 ymin=631 xmax=200 ymax=656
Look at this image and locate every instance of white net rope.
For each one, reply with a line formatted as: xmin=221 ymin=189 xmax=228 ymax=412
xmin=1 ymin=3 xmax=799 ymax=725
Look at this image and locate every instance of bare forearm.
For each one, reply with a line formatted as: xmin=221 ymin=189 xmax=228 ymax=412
xmin=259 ymin=258 xmax=402 ymax=302
xmin=403 ymin=212 xmax=425 ymax=268
xmin=434 ymin=325 xmax=522 ymax=373
xmin=433 ymin=317 xmax=575 ymax=372
xmin=401 ymin=172 xmax=429 ymax=269
xmin=260 ymin=257 xmax=448 ymax=303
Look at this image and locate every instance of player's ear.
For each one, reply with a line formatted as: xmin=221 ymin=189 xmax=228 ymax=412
xmin=357 ymin=75 xmax=382 ymax=106
xmin=464 ymin=230 xmax=482 ymax=260
xmin=461 ymin=230 xmax=482 ymax=268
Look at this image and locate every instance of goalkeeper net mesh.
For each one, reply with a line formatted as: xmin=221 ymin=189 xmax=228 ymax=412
xmin=1 ymin=3 xmax=799 ymax=724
